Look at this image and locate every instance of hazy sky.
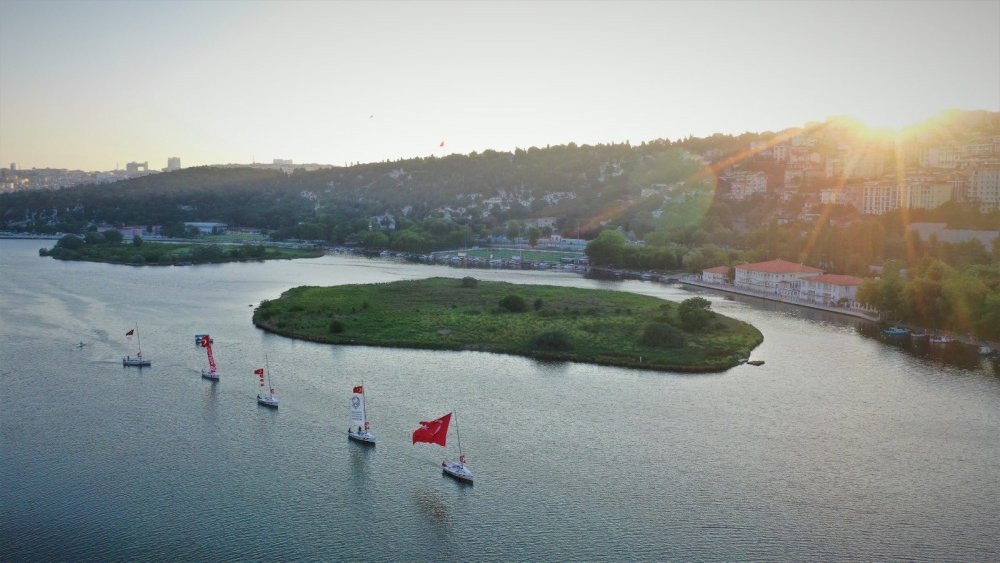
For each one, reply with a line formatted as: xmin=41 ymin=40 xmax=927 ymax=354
xmin=1 ymin=0 xmax=998 ymax=171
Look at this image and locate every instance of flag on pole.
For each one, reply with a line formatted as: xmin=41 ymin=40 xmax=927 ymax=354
xmin=353 ymin=385 xmax=363 ymax=394
xmin=412 ymin=412 xmax=451 ymax=447
xmin=254 ymin=368 xmax=264 ymax=375
xmin=439 ymin=140 xmax=445 ymax=148
xmin=125 ymin=329 xmax=134 ymax=337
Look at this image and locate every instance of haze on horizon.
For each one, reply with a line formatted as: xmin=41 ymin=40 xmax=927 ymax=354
xmin=1 ymin=0 xmax=998 ymax=171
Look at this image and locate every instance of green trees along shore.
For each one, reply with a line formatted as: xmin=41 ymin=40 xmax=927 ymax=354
xmin=252 ymin=277 xmax=763 ymax=372
xmin=39 ymin=233 xmax=322 ymax=265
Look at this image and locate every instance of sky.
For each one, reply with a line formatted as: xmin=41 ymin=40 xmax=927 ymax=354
xmin=1 ymin=0 xmax=998 ymax=171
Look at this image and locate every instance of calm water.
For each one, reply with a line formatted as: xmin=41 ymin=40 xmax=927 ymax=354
xmin=1 ymin=239 xmax=998 ymax=561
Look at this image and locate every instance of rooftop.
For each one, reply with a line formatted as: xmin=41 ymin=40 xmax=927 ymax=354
xmin=808 ymin=274 xmax=864 ymax=286
xmin=735 ymin=259 xmax=824 ymax=274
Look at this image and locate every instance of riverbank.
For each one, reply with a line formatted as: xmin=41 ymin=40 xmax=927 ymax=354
xmin=679 ymin=276 xmax=880 ymax=321
xmin=252 ymin=277 xmax=763 ymax=373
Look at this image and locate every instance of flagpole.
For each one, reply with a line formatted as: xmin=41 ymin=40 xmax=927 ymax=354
xmin=135 ymin=322 xmax=141 ymax=357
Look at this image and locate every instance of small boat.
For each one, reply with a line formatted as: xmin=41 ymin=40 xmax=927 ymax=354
xmin=979 ymin=345 xmax=994 ymax=356
xmin=412 ymin=411 xmax=474 ymax=485
xmin=746 ymin=360 xmax=765 ymax=366
xmin=77 ymin=341 xmax=86 ymax=348
xmin=909 ymin=332 xmax=929 ymax=340
xmin=929 ymin=334 xmax=956 ymax=344
xmin=347 ymin=384 xmax=376 ymax=444
xmin=255 ymin=356 xmax=278 ymax=408
xmin=123 ymin=323 xmax=151 ymax=367
xmin=882 ymin=327 xmax=910 ymax=337
xmin=199 ymin=334 xmax=220 ymax=380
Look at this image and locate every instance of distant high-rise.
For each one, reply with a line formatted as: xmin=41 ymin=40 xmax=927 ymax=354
xmin=273 ymin=158 xmax=293 ymax=165
xmin=126 ymin=161 xmax=148 ymax=174
xmin=10 ymin=163 xmax=15 ymax=171
xmin=167 ymin=157 xmax=181 ymax=171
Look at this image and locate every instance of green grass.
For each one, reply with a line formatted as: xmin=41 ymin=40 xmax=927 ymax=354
xmin=253 ymin=277 xmax=762 ymax=372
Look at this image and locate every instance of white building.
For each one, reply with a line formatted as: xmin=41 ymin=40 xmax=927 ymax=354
xmin=733 ymin=259 xmax=824 ymax=296
xmin=799 ymin=274 xmax=864 ymax=305
xmin=701 ymin=265 xmax=729 ymax=284
xmin=967 ymin=165 xmax=1000 ymax=212
xmin=727 ymin=170 xmax=768 ymax=200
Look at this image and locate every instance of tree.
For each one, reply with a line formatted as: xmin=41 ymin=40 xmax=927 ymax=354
xmin=133 ymin=234 xmax=143 ymax=247
xmin=506 ymin=220 xmax=522 ymax=243
xmin=103 ymin=229 xmax=124 ymax=243
xmin=678 ymin=297 xmax=713 ymax=331
xmin=56 ymin=234 xmax=84 ymax=250
xmin=585 ymin=229 xmax=626 ymax=266
xmin=499 ymin=294 xmax=528 ymax=312
xmin=526 ymin=226 xmax=541 ymax=248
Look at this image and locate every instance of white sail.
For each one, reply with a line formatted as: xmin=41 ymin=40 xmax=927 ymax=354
xmin=350 ymin=387 xmax=366 ymax=429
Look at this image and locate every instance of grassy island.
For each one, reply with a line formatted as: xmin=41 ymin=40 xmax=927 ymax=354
xmin=40 ymin=234 xmax=321 ymax=265
xmin=253 ymin=277 xmax=763 ymax=372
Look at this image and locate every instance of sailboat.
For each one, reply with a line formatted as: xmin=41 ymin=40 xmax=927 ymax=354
xmin=256 ymin=356 xmax=278 ymax=408
xmin=122 ymin=323 xmax=151 ymax=367
xmin=412 ymin=412 xmax=474 ymax=484
xmin=347 ymin=384 xmax=376 ymax=444
xmin=199 ymin=334 xmax=220 ymax=380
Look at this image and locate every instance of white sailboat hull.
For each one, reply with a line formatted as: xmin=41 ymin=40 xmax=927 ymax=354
xmin=201 ymin=369 xmax=220 ymax=380
xmin=257 ymin=394 xmax=278 ymax=408
xmin=442 ymin=460 xmax=474 ymax=484
xmin=123 ymin=357 xmax=151 ymax=367
xmin=348 ymin=430 xmax=376 ymax=444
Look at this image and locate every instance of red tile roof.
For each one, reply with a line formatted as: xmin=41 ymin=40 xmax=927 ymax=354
xmin=702 ymin=266 xmax=729 ymax=274
xmin=808 ymin=274 xmax=864 ymax=286
xmin=735 ymin=259 xmax=824 ymax=274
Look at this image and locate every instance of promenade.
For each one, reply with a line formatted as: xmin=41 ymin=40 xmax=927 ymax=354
xmin=679 ymin=275 xmax=880 ymax=322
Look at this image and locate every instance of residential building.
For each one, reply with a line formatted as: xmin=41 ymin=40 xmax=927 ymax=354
xmin=727 ymin=170 xmax=768 ymax=199
xmin=967 ymin=165 xmax=1000 ymax=212
xmin=167 ymin=157 xmax=181 ymax=171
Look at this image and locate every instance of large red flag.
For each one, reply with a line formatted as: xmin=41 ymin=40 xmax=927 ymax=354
xmin=353 ymin=385 xmax=363 ymax=394
xmin=412 ymin=412 xmax=451 ymax=446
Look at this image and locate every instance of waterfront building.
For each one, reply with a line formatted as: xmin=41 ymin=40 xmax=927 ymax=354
xmin=701 ymin=266 xmax=729 ymax=284
xmin=733 ymin=259 xmax=824 ymax=296
xmin=799 ymin=274 xmax=864 ymax=305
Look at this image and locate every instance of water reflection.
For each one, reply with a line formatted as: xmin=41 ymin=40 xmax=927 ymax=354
xmin=857 ymin=324 xmax=991 ymax=371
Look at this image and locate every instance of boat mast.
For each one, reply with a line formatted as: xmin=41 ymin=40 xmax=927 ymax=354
xmin=453 ymin=410 xmax=463 ymax=457
xmin=135 ymin=322 xmax=142 ymax=356
xmin=265 ymin=353 xmax=272 ymax=395
xmin=361 ymin=379 xmax=367 ymax=429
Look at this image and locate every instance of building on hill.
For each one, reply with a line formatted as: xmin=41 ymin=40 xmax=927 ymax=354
xmin=799 ymin=274 xmax=864 ymax=305
xmin=967 ymin=164 xmax=999 ymax=212
xmin=734 ymin=259 xmax=824 ymax=296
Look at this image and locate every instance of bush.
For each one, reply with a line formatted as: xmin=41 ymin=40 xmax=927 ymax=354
xmin=534 ymin=298 xmax=544 ymax=311
xmin=499 ymin=294 xmax=528 ymax=313
xmin=56 ymin=234 xmax=84 ymax=250
xmin=640 ymin=323 xmax=685 ymax=348
xmin=130 ymin=254 xmax=145 ymax=264
xmin=329 ymin=320 xmax=345 ymax=333
xmin=460 ymin=277 xmax=478 ymax=288
xmin=678 ymin=297 xmax=713 ymax=331
xmin=531 ymin=330 xmax=573 ymax=351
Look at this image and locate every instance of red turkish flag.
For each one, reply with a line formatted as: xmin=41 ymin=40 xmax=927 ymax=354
xmin=254 ymin=368 xmax=264 ymax=375
xmin=200 ymin=335 xmax=210 ymax=348
xmin=439 ymin=140 xmax=445 ymax=148
xmin=353 ymin=386 xmax=363 ymax=394
xmin=412 ymin=412 xmax=451 ymax=447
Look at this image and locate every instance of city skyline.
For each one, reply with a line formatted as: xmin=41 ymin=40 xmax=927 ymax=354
xmin=1 ymin=0 xmax=998 ymax=171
